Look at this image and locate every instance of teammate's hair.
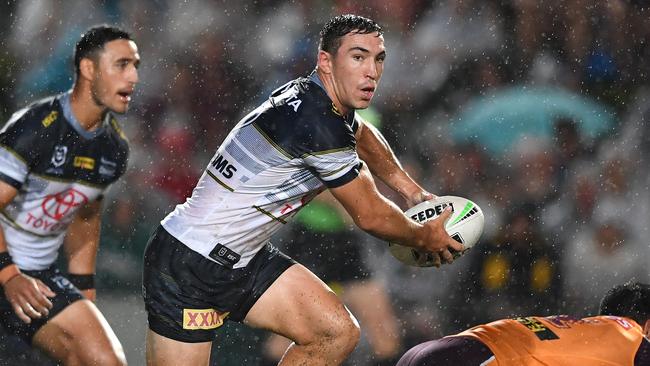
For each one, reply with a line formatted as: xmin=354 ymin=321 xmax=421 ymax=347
xmin=599 ymin=281 xmax=650 ymax=325
xmin=319 ymin=14 xmax=382 ymax=55
xmin=74 ymin=25 xmax=132 ymax=77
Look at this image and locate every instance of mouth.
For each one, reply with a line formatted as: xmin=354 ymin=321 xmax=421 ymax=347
xmin=117 ymin=89 xmax=133 ymax=103
xmin=360 ymin=85 xmax=375 ymax=100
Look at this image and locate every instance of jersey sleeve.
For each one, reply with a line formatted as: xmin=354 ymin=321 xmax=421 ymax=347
xmin=299 ymin=119 xmax=362 ymax=188
xmin=0 ymin=108 xmax=39 ymax=188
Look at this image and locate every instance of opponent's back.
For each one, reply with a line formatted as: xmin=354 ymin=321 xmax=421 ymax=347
xmin=458 ymin=315 xmax=649 ymax=365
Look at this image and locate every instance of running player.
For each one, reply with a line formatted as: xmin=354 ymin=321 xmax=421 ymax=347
xmin=143 ymin=14 xmax=463 ymax=366
xmin=0 ymin=25 xmax=139 ymax=365
xmin=397 ymin=281 xmax=650 ymax=366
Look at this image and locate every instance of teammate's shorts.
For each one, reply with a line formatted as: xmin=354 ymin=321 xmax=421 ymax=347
xmin=0 ymin=267 xmax=84 ymax=343
xmin=142 ymin=225 xmax=296 ymax=343
xmin=396 ymin=336 xmax=495 ymax=366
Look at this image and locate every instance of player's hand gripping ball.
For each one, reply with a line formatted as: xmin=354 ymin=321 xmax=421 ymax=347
xmin=389 ymin=196 xmax=484 ymax=267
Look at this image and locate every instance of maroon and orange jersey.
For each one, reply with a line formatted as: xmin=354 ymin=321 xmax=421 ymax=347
xmin=457 ymin=315 xmax=649 ymax=365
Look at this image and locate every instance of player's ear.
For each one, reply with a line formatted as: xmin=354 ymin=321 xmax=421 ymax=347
xmin=79 ymin=57 xmax=96 ymax=82
xmin=644 ymin=319 xmax=650 ymax=337
xmin=317 ymin=50 xmax=333 ymax=74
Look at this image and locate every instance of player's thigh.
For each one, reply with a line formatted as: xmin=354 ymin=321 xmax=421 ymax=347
xmin=146 ymin=328 xmax=211 ymax=366
xmin=244 ymin=263 xmax=358 ymax=343
xmin=397 ymin=336 xmax=495 ymax=366
xmin=32 ymin=299 xmax=125 ymax=365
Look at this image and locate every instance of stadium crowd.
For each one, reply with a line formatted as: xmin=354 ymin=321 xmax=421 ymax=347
xmin=0 ymin=1 xmax=649 ymax=365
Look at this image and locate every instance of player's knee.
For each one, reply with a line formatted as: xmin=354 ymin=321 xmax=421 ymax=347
xmin=325 ymin=311 xmax=361 ymax=352
xmin=87 ymin=347 xmax=127 ymax=366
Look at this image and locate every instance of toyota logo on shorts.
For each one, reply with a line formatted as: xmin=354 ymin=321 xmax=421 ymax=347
xmin=41 ymin=189 xmax=89 ymax=220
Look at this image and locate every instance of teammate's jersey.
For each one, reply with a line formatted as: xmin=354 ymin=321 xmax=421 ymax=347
xmin=457 ymin=315 xmax=650 ymax=365
xmin=162 ymin=72 xmax=362 ymax=268
xmin=0 ymin=91 xmax=129 ymax=270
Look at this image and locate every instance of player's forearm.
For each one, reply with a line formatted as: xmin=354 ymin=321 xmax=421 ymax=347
xmin=356 ymin=121 xmax=424 ymax=200
xmin=352 ymin=194 xmax=424 ymax=248
xmin=330 ymin=167 xmax=425 ymax=249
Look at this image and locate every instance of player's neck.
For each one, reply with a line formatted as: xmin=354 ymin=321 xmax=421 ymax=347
xmin=70 ymin=85 xmax=105 ymax=131
xmin=316 ymin=69 xmax=350 ymax=115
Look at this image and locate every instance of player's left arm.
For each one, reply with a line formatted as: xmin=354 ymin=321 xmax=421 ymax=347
xmin=63 ymin=199 xmax=102 ymax=302
xmin=355 ymin=117 xmax=432 ymax=206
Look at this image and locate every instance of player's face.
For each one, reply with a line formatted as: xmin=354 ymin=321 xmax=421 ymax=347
xmin=91 ymin=39 xmax=140 ymax=114
xmin=330 ymin=31 xmax=385 ymax=112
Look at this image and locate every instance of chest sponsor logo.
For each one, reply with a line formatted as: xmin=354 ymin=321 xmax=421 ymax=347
xmin=41 ymin=189 xmax=88 ymax=221
xmin=182 ymin=308 xmax=229 ymax=330
xmin=73 ymin=156 xmax=95 ymax=170
xmin=51 ymin=145 xmax=68 ymax=167
xmin=24 ymin=189 xmax=89 ymax=232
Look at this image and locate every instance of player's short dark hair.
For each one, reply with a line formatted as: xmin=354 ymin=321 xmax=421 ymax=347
xmin=599 ymin=281 xmax=650 ymax=326
xmin=319 ymin=14 xmax=383 ymax=55
xmin=74 ymin=25 xmax=132 ymax=76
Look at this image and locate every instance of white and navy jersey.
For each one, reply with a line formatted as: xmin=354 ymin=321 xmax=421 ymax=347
xmin=0 ymin=91 xmax=129 ymax=270
xmin=162 ymin=73 xmax=362 ymax=268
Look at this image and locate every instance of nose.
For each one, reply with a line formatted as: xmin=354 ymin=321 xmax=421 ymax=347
xmin=129 ymin=65 xmax=139 ymax=84
xmin=366 ymin=60 xmax=378 ymax=80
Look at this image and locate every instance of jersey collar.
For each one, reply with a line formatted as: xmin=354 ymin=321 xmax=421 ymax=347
xmin=60 ymin=90 xmax=107 ymax=140
xmin=308 ymin=70 xmax=355 ymax=124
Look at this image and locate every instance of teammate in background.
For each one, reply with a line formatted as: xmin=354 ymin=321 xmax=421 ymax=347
xmin=143 ymin=14 xmax=463 ymax=366
xmin=397 ymin=281 xmax=650 ymax=366
xmin=0 ymin=25 xmax=139 ymax=365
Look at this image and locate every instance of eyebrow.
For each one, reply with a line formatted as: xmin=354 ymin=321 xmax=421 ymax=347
xmin=348 ymin=47 xmax=386 ymax=58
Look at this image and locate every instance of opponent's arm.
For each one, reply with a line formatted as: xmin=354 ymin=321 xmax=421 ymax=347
xmin=0 ymin=180 xmax=55 ymax=323
xmin=63 ymin=199 xmax=102 ymax=302
xmin=355 ymin=118 xmax=432 ymax=206
xmin=330 ymin=164 xmax=463 ymax=264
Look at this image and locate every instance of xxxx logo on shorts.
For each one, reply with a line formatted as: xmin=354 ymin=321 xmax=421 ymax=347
xmin=182 ymin=308 xmax=229 ymax=330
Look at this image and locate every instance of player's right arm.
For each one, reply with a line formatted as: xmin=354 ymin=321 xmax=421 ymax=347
xmin=330 ymin=164 xmax=463 ymax=263
xmin=0 ymin=180 xmax=55 ymax=323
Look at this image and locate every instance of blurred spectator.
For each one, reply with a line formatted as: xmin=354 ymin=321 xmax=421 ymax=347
xmin=450 ymin=203 xmax=563 ymax=330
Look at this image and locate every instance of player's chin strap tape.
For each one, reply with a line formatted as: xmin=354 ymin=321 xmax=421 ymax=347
xmin=0 ymin=252 xmax=21 ymax=286
xmin=67 ymin=273 xmax=95 ymax=290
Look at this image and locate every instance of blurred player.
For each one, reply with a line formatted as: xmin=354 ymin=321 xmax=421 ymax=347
xmin=143 ymin=14 xmax=463 ymax=366
xmin=397 ymin=281 xmax=650 ymax=366
xmin=0 ymin=25 xmax=139 ymax=365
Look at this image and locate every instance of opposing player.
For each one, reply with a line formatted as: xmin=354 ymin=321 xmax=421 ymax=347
xmin=143 ymin=14 xmax=463 ymax=366
xmin=0 ymin=25 xmax=139 ymax=365
xmin=397 ymin=281 xmax=650 ymax=365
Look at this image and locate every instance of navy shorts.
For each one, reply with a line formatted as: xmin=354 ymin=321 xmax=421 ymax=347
xmin=0 ymin=267 xmax=84 ymax=343
xmin=142 ymin=225 xmax=296 ymax=343
xmin=397 ymin=336 xmax=495 ymax=366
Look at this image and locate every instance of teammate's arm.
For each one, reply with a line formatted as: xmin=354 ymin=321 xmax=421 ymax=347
xmin=63 ymin=199 xmax=102 ymax=302
xmin=355 ymin=118 xmax=432 ymax=206
xmin=0 ymin=180 xmax=55 ymax=323
xmin=329 ymin=164 xmax=463 ymax=264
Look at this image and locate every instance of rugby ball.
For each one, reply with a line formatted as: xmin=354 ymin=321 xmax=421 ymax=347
xmin=388 ymin=196 xmax=484 ymax=267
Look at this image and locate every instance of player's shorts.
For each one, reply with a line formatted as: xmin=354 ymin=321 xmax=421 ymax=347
xmin=0 ymin=267 xmax=84 ymax=343
xmin=142 ymin=225 xmax=296 ymax=343
xmin=396 ymin=336 xmax=495 ymax=366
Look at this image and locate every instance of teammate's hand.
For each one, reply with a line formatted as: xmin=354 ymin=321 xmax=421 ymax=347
xmin=415 ymin=208 xmax=465 ymax=265
xmin=2 ymin=273 xmax=55 ymax=323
